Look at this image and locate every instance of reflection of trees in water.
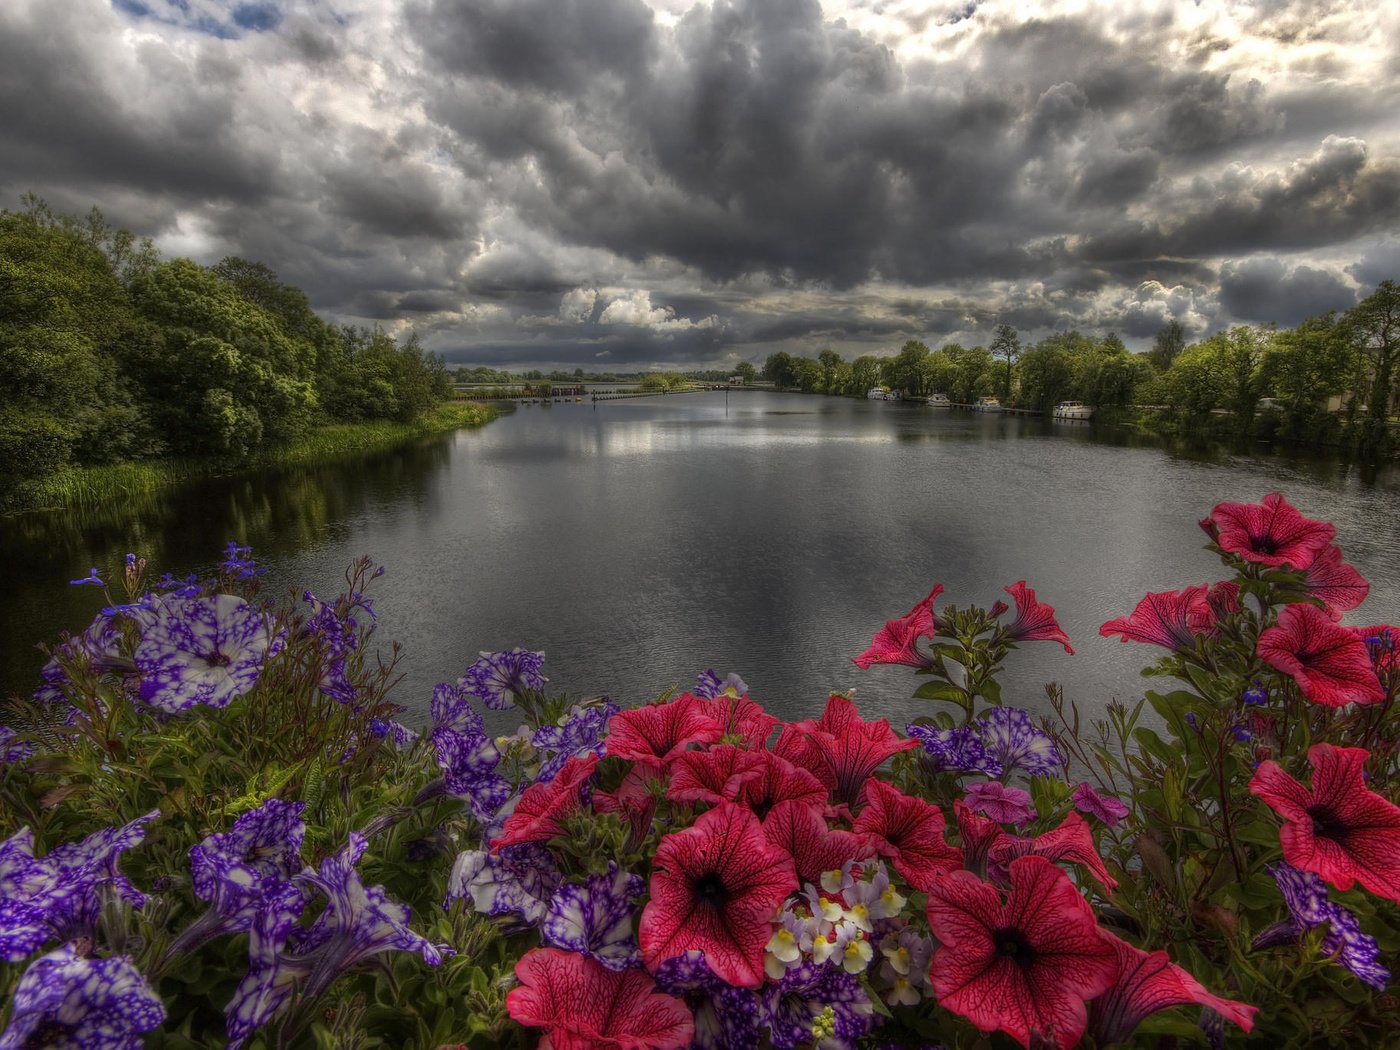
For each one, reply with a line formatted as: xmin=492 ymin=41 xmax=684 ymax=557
xmin=1 ymin=438 xmax=453 ymax=699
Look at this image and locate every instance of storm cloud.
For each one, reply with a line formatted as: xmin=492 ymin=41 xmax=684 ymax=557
xmin=2 ymin=0 xmax=1397 ymax=369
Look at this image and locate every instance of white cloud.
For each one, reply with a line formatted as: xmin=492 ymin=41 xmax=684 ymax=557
xmin=597 ymin=289 xmax=720 ymax=331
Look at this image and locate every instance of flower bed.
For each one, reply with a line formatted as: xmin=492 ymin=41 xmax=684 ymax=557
xmin=1 ymin=495 xmax=1397 ymax=1048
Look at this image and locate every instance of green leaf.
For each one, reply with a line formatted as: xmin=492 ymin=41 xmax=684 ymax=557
xmin=912 ymin=681 xmax=968 ymax=705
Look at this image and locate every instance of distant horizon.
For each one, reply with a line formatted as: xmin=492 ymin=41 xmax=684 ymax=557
xmin=4 ymin=1 xmax=1396 ymax=374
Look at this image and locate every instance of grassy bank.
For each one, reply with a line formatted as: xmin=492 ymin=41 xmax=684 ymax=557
xmin=3 ymin=401 xmax=501 ymax=515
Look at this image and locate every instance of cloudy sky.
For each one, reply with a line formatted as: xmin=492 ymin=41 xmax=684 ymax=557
xmin=3 ymin=0 xmax=1398 ymax=371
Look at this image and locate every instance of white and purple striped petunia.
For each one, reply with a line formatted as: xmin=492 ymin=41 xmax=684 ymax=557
xmin=458 ymin=648 xmax=547 ymax=710
xmin=135 ymin=595 xmax=273 ymax=712
xmin=0 ymin=944 xmax=165 ymax=1050
xmin=1253 ymin=863 xmax=1390 ymax=989
xmin=542 ymin=862 xmax=645 ymax=970
xmin=974 ymin=707 xmax=1066 ymax=778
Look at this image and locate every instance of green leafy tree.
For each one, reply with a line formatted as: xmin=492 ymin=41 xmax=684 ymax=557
xmin=1342 ymin=279 xmax=1400 ymax=451
xmin=948 ymin=344 xmax=994 ymax=404
xmin=851 ymin=354 xmax=883 ymax=395
xmin=990 ymin=324 xmax=1020 ymax=400
xmin=887 ymin=340 xmax=931 ymax=397
xmin=733 ymin=360 xmax=757 ymax=385
xmin=1261 ymin=313 xmax=1359 ymax=442
xmin=790 ymin=355 xmax=823 ymax=393
xmin=1148 ymin=319 xmax=1186 ymax=373
xmin=762 ymin=351 xmax=796 ymax=389
xmin=817 ymin=348 xmax=843 ymax=394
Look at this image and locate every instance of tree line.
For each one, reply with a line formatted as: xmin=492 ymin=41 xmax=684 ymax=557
xmin=760 ymin=281 xmax=1400 ymax=456
xmin=1 ymin=197 xmax=452 ymax=487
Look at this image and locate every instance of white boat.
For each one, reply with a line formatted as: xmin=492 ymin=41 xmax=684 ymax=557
xmin=867 ymin=387 xmax=899 ymax=400
xmin=925 ymin=393 xmax=951 ymax=407
xmin=973 ymin=396 xmax=1002 ymax=412
xmin=1052 ymin=400 xmax=1093 ymax=420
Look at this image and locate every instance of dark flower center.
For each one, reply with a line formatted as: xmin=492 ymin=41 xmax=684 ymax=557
xmin=993 ymin=927 xmax=1035 ymax=964
xmin=205 ymin=648 xmax=232 ymax=667
xmin=692 ymin=872 xmax=729 ymax=904
xmin=1308 ymin=804 xmax=1347 ymax=842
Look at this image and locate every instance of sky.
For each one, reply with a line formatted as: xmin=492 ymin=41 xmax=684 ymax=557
xmin=3 ymin=0 xmax=1398 ymax=372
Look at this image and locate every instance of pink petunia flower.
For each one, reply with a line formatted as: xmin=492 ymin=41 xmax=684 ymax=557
xmin=1072 ymin=783 xmax=1130 ymax=828
xmin=507 ymin=947 xmax=694 ymax=1050
xmin=851 ymin=585 xmax=942 ymax=669
xmin=1304 ymin=545 xmax=1370 ymax=620
xmin=733 ymin=751 xmax=828 ymax=820
xmin=1087 ymin=934 xmax=1257 ymax=1045
xmin=604 ymin=695 xmax=724 ymax=773
xmin=926 ymin=856 xmax=1117 ymax=1049
xmin=963 ymin=781 xmax=1036 ymax=826
xmin=640 ymin=802 xmax=797 ymax=987
xmin=788 ymin=694 xmax=917 ymax=807
xmin=698 ymin=691 xmax=781 ymax=750
xmin=991 ymin=811 xmax=1119 ymax=893
xmin=1003 ymin=581 xmax=1074 ymax=654
xmin=1256 ymin=603 xmax=1385 ymax=707
xmin=667 ymin=746 xmax=767 ymax=806
xmin=761 ymin=799 xmax=875 ymax=888
xmin=491 ymin=755 xmax=597 ymax=853
xmin=1249 ymin=744 xmax=1400 ymax=904
xmin=1201 ymin=492 xmax=1336 ymax=570
xmin=1099 ymin=586 xmax=1212 ymax=652
xmin=853 ymin=779 xmax=961 ymax=891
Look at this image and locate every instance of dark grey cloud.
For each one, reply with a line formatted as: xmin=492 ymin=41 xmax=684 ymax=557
xmin=1 ymin=0 xmax=1396 ymax=370
xmin=1220 ymin=258 xmax=1358 ymax=324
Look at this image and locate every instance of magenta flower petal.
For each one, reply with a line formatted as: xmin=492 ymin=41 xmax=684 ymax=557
xmin=1099 ymin=586 xmax=1211 ymax=652
xmin=853 ymin=779 xmax=961 ymax=890
xmin=1257 ymin=603 xmax=1385 ymax=707
xmin=1004 ymin=581 xmax=1074 ymax=654
xmin=852 ymin=585 xmax=942 ymax=669
xmin=605 ymin=695 xmax=724 ymax=770
xmin=1205 ymin=492 xmax=1336 ymax=569
xmin=1304 ymin=546 xmax=1370 ymax=620
xmin=641 ymin=802 xmax=796 ymax=987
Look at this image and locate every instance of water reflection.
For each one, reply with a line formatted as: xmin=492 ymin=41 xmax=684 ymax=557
xmin=3 ymin=395 xmax=1396 ymax=729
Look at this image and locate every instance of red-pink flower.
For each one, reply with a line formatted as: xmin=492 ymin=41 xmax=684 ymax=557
xmin=491 ymin=755 xmax=597 ymax=853
xmin=1072 ymin=783 xmax=1130 ymax=828
xmin=1099 ymin=586 xmax=1211 ymax=652
xmin=762 ymin=799 xmax=874 ymax=887
xmin=991 ymin=811 xmax=1119 ymax=893
xmin=1003 ymin=581 xmax=1074 ymax=655
xmin=926 ymin=856 xmax=1117 ymax=1049
xmin=852 ymin=584 xmax=942 ymax=669
xmin=1249 ymin=744 xmax=1400 ymax=903
xmin=1351 ymin=624 xmax=1398 ymax=675
xmin=853 ymin=779 xmax=961 ymax=891
xmin=593 ymin=767 xmax=657 ymax=852
xmin=507 ymin=947 xmax=694 ymax=1050
xmin=699 ymin=692 xmax=780 ymax=749
xmin=1202 ymin=492 xmax=1336 ymax=570
xmin=788 ymin=694 xmax=917 ymax=807
xmin=1256 ymin=603 xmax=1385 ymax=707
xmin=963 ymin=781 xmax=1036 ymax=826
xmin=1304 ymin=545 xmax=1370 ymax=620
xmin=667 ymin=746 xmax=767 ymax=806
xmin=1087 ymin=935 xmax=1257 ymax=1045
xmin=733 ymin=751 xmax=827 ymax=819
xmin=605 ymin=695 xmax=724 ymax=772
xmin=640 ymin=802 xmax=797 ymax=987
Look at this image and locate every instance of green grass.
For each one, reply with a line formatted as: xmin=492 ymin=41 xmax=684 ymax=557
xmin=3 ymin=402 xmax=501 ymax=515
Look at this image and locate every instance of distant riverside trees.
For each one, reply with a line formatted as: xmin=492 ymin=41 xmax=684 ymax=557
xmin=754 ymin=281 xmax=1400 ymax=456
xmin=0 ymin=198 xmax=451 ymax=486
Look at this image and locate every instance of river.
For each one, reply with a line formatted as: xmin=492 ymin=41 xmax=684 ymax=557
xmin=3 ymin=392 xmax=1397 ymax=730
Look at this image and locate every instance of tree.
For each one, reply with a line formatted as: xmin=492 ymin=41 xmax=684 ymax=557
xmin=887 ymin=341 xmax=931 ymax=397
xmin=1261 ymin=313 xmax=1359 ymax=442
xmin=1342 ymin=280 xmax=1400 ymax=451
xmin=762 ymin=352 xmax=796 ymax=389
xmin=817 ymin=348 xmax=843 ymax=394
xmin=949 ymin=345 xmax=995 ymax=404
xmin=790 ymin=356 xmax=823 ymax=393
xmin=1149 ymin=320 xmax=1186 ymax=373
xmin=733 ymin=361 xmax=757 ymax=385
xmin=1017 ymin=341 xmax=1077 ymax=411
xmin=990 ymin=324 xmax=1021 ymax=401
xmin=851 ymin=355 xmax=883 ymax=395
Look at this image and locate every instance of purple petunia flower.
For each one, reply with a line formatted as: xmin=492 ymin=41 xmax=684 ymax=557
xmin=191 ymin=799 xmax=307 ymax=928
xmin=1253 ymin=863 xmax=1390 ymax=988
xmin=963 ymin=781 xmax=1037 ymax=826
xmin=542 ymin=862 xmax=645 ymax=970
xmin=1071 ymin=783 xmax=1130 ymax=827
xmin=656 ymin=950 xmax=761 ymax=1050
xmin=294 ymin=833 xmax=453 ymax=1000
xmin=695 ymin=670 xmax=750 ymax=700
xmin=974 ymin=707 xmax=1065 ymax=778
xmin=760 ymin=961 xmax=877 ymax=1050
xmin=134 ymin=595 xmax=274 ymax=712
xmin=225 ymin=882 xmax=308 ymax=1050
xmin=532 ymin=699 xmax=619 ymax=783
xmin=458 ymin=648 xmax=547 ymax=710
xmin=0 ymin=726 xmax=32 ymax=765
xmin=446 ymin=843 xmax=562 ymax=928
xmin=906 ymin=724 xmax=1003 ymax=777
xmin=0 ymin=944 xmax=165 ymax=1050
xmin=0 ymin=812 xmax=159 ymax=960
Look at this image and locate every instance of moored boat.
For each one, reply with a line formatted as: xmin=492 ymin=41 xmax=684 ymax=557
xmin=973 ymin=396 xmax=1002 ymax=412
xmin=925 ymin=392 xmax=951 ymax=407
xmin=1053 ymin=400 xmax=1093 ymax=420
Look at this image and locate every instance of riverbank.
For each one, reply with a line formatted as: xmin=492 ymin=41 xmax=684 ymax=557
xmin=1 ymin=400 xmax=502 ymax=516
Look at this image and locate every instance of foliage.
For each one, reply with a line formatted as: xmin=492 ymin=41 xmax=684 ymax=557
xmin=3 ymin=494 xmax=1397 ymax=1047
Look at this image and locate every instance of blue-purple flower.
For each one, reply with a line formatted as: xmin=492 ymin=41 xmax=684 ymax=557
xmin=220 ymin=541 xmax=266 ymax=580
xmin=541 ymin=862 xmax=645 ymax=970
xmin=1253 ymin=863 xmax=1390 ymax=988
xmin=0 ymin=726 xmax=32 ymax=765
xmin=225 ymin=882 xmax=308 ymax=1050
xmin=906 ymin=724 xmax=1002 ymax=777
xmin=1 ymin=812 xmax=158 ymax=959
xmin=295 ymin=833 xmax=453 ymax=999
xmin=974 ymin=707 xmax=1065 ymax=778
xmin=0 ymin=945 xmax=165 ymax=1050
xmin=759 ymin=961 xmax=877 ymax=1050
xmin=655 ymin=950 xmax=761 ymax=1050
xmin=446 ymin=843 xmax=562 ymax=927
xmin=134 ymin=595 xmax=274 ymax=712
xmin=459 ymin=648 xmax=547 ymax=710
xmin=532 ymin=699 xmax=619 ymax=783
xmin=191 ymin=799 xmax=307 ymax=928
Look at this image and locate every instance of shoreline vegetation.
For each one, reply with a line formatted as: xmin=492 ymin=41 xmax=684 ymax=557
xmin=2 ymin=401 xmax=500 ymax=516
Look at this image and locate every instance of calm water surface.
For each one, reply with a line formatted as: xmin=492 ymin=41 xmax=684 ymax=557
xmin=4 ymin=393 xmax=1398 ymax=730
